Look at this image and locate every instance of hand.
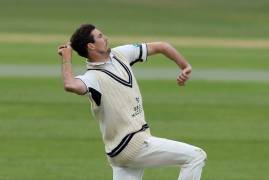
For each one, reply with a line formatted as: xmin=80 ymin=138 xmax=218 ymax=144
xmin=177 ymin=65 xmax=192 ymax=86
xmin=57 ymin=42 xmax=72 ymax=62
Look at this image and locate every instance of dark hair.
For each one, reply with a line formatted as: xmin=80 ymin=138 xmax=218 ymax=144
xmin=70 ymin=24 xmax=96 ymax=58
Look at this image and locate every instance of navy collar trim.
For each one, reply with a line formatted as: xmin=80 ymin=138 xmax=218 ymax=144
xmin=87 ymin=56 xmax=133 ymax=88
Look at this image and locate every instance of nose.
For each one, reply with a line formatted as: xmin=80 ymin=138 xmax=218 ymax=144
xmin=104 ymin=35 xmax=108 ymax=41
xmin=105 ymin=37 xmax=109 ymax=45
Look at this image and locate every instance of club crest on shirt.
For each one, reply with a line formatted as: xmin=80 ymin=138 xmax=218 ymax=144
xmin=131 ymin=97 xmax=143 ymax=118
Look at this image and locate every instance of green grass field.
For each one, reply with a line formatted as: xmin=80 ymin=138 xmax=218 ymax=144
xmin=1 ymin=78 xmax=269 ymax=179
xmin=1 ymin=0 xmax=269 ymax=179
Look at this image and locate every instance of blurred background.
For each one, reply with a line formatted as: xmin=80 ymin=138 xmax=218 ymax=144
xmin=0 ymin=0 xmax=269 ymax=179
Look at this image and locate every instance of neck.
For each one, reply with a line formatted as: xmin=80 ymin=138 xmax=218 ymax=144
xmin=88 ymin=50 xmax=110 ymax=63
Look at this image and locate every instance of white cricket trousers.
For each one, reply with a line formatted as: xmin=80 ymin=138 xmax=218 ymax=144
xmin=111 ymin=136 xmax=207 ymax=180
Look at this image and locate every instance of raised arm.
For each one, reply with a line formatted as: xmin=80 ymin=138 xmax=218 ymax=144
xmin=147 ymin=42 xmax=192 ymax=86
xmin=57 ymin=43 xmax=87 ymax=95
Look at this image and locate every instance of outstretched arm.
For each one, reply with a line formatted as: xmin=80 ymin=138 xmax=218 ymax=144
xmin=57 ymin=43 xmax=87 ymax=95
xmin=147 ymin=42 xmax=192 ymax=86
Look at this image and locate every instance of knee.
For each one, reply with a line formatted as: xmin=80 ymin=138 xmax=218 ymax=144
xmin=200 ymin=149 xmax=207 ymax=162
xmin=193 ymin=148 xmax=207 ymax=165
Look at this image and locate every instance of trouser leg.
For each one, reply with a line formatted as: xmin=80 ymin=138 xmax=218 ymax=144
xmin=178 ymin=148 xmax=207 ymax=180
xmin=127 ymin=136 xmax=207 ymax=180
xmin=111 ymin=165 xmax=144 ymax=180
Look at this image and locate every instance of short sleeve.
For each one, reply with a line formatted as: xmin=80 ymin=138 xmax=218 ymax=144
xmin=75 ymin=72 xmax=102 ymax=106
xmin=112 ymin=43 xmax=148 ymax=66
xmin=75 ymin=71 xmax=101 ymax=94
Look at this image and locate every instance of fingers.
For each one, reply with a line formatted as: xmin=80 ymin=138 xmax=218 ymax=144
xmin=57 ymin=43 xmax=72 ymax=56
xmin=177 ymin=72 xmax=191 ymax=86
xmin=177 ymin=80 xmax=185 ymax=86
xmin=58 ymin=44 xmax=71 ymax=50
xmin=177 ymin=77 xmax=185 ymax=86
xmin=57 ymin=45 xmax=65 ymax=56
xmin=176 ymin=66 xmax=192 ymax=86
xmin=57 ymin=47 xmax=63 ymax=56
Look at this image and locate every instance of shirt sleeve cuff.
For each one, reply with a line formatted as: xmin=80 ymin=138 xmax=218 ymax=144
xmin=141 ymin=43 xmax=148 ymax=62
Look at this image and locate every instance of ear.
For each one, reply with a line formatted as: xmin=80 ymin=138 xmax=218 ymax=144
xmin=87 ymin=43 xmax=95 ymax=50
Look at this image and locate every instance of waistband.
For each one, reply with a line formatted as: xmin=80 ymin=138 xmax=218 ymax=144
xmin=106 ymin=124 xmax=149 ymax=157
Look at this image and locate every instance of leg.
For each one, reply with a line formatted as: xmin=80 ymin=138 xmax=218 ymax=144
xmin=111 ymin=165 xmax=144 ymax=180
xmin=178 ymin=148 xmax=207 ymax=180
xmin=127 ymin=136 xmax=207 ymax=180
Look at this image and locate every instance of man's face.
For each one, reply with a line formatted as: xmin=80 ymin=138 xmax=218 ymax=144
xmin=90 ymin=28 xmax=110 ymax=54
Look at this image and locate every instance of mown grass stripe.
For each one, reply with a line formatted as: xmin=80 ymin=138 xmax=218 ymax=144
xmin=1 ymin=33 xmax=269 ymax=48
xmin=1 ymin=65 xmax=268 ymax=82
